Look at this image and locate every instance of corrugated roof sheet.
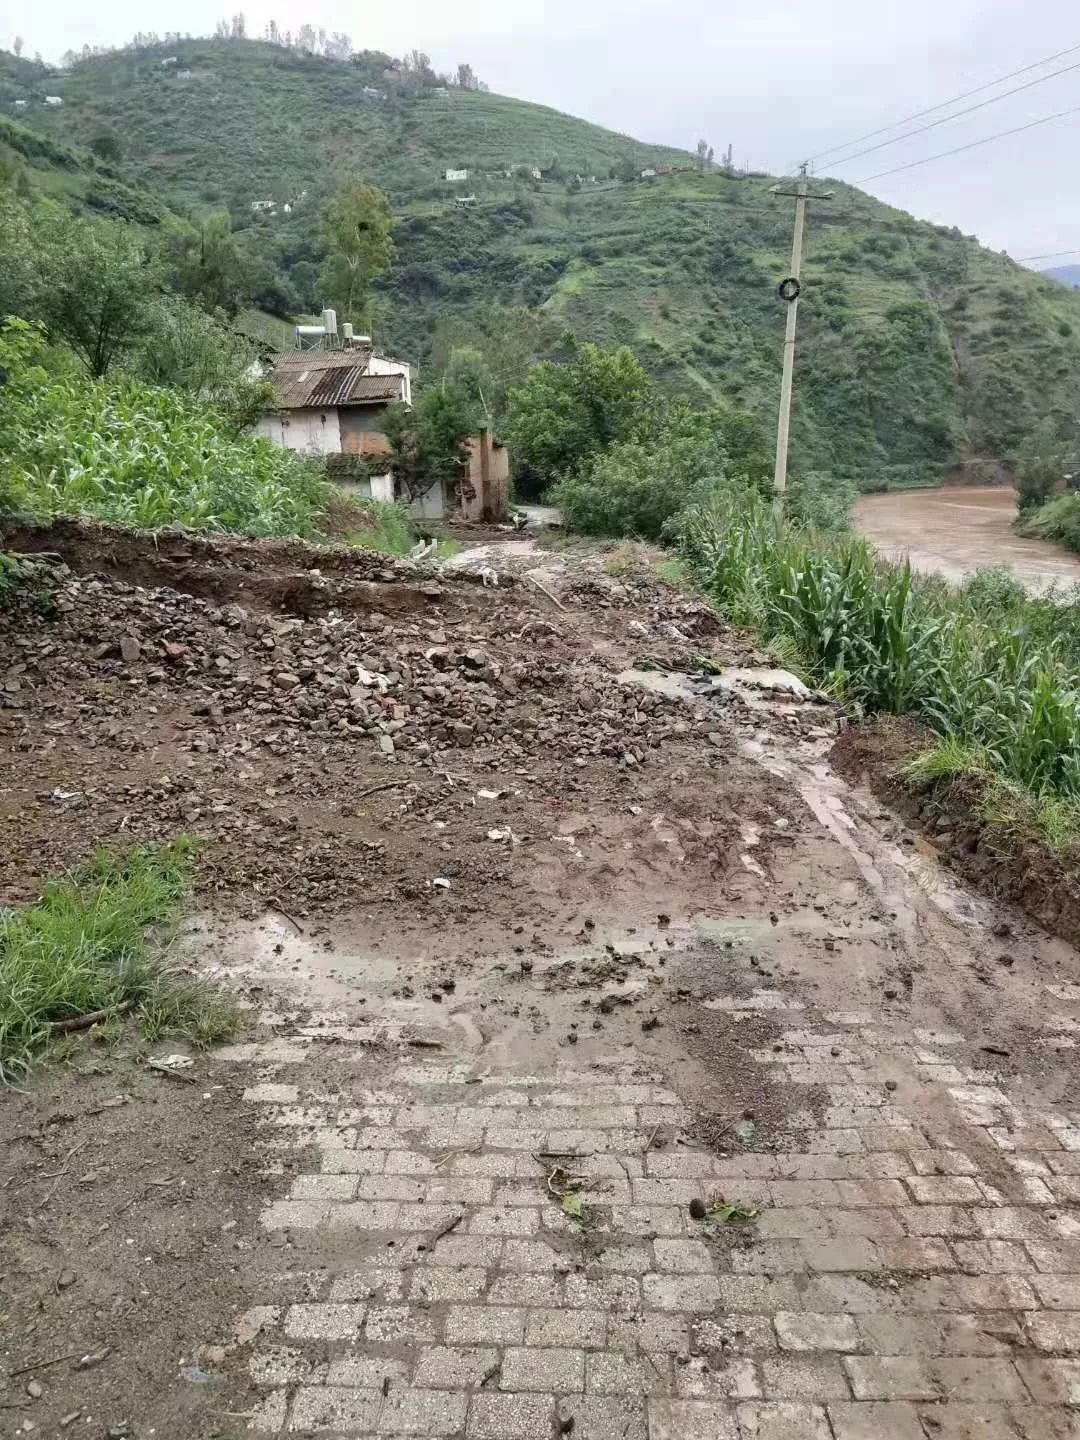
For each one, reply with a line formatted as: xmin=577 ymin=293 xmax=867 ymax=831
xmin=271 ymin=351 xmax=405 ymax=409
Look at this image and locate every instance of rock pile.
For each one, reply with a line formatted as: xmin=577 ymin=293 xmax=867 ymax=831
xmin=2 ymin=574 xmax=721 ymax=771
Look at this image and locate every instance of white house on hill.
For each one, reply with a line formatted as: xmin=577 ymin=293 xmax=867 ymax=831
xmin=255 ymin=340 xmax=414 ymax=504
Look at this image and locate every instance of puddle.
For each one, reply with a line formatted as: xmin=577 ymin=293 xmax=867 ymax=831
xmin=617 ymin=665 xmax=830 ymax=719
xmin=616 ymin=667 xmax=698 ymax=702
xmin=441 ymin=539 xmax=539 ymax=568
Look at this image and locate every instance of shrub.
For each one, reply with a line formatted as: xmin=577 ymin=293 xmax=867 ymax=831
xmin=1013 ymin=417 xmax=1068 ymax=512
xmin=1020 ymin=492 xmax=1080 ymax=554
xmin=783 ymin=472 xmax=858 ymax=533
xmin=552 ymin=403 xmax=769 ymax=541
xmin=505 ymin=339 xmax=651 ymax=495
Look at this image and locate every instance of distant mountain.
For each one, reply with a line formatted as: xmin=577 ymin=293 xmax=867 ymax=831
xmin=5 ymin=35 xmax=1080 ymax=487
xmin=1043 ymin=265 xmax=1080 ymax=290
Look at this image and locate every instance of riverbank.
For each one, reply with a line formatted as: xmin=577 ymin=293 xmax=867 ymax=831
xmin=855 ymin=485 xmax=1080 ymax=591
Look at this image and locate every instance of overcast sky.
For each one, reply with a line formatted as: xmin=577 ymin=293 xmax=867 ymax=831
xmin=8 ymin=0 xmax=1079 ymax=262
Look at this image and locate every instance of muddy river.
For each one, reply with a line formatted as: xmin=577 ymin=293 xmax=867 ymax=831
xmin=854 ymin=485 xmax=1080 ymax=592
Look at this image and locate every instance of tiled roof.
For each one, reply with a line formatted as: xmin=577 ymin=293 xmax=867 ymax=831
xmin=271 ymin=352 xmax=405 ymax=409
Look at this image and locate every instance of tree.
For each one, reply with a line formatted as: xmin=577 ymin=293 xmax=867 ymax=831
xmin=696 ymin=139 xmax=709 ymax=171
xmin=442 ymin=346 xmax=494 ymax=425
xmin=0 ymin=197 xmax=38 ymax=321
xmin=135 ymin=294 xmax=272 ymax=427
xmin=319 ymin=181 xmax=395 ymax=326
xmin=505 ymin=340 xmax=651 ymax=494
xmin=230 ymin=12 xmax=246 ymax=37
xmin=166 ymin=211 xmax=252 ymax=316
xmin=402 ymin=49 xmax=435 ymax=86
xmin=430 ymin=304 xmax=547 ymax=433
xmin=89 ymin=129 xmax=123 ymax=163
xmin=380 ymin=382 xmax=473 ymax=500
xmin=456 ymin=62 xmax=478 ymax=91
xmin=171 ymin=210 xmax=256 ymax=315
xmin=35 ymin=212 xmax=159 ymax=377
xmin=13 ymin=36 xmax=24 ymax=56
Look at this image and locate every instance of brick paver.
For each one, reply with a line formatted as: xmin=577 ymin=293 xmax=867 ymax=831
xmin=231 ymin=987 xmax=1080 ymax=1436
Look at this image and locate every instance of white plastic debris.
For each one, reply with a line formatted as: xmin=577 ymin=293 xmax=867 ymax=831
xmin=353 ymin=666 xmax=389 ymax=692
xmin=432 ymin=877 xmax=451 ymax=890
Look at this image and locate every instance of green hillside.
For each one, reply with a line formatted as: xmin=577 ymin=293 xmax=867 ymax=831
xmin=7 ymin=35 xmax=1080 ymax=486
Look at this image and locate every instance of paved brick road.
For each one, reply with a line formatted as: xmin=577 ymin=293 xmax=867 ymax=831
xmin=226 ymin=984 xmax=1080 ymax=1439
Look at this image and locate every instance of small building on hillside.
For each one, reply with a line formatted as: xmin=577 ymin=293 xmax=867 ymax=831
xmin=255 ymin=343 xmax=412 ymax=504
xmin=444 ymin=167 xmax=469 ymax=182
xmin=255 ymin=342 xmax=510 ymax=523
xmin=44 ymin=95 xmax=64 ymax=106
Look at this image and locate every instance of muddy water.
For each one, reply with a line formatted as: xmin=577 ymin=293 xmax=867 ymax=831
xmin=854 ymin=485 xmax=1080 ymax=592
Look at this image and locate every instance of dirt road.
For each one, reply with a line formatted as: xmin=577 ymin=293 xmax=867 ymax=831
xmin=3 ymin=524 xmax=1080 ymax=1438
xmin=855 ymin=486 xmax=1080 ymax=592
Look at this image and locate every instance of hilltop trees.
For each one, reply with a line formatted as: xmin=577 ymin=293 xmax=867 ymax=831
xmin=319 ymin=181 xmax=395 ymax=327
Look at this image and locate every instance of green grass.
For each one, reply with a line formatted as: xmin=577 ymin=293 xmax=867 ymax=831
xmin=904 ymin=739 xmax=1080 ymax=855
xmin=0 ymin=840 xmax=244 ymax=1084
xmin=655 ymin=557 xmax=688 ymax=587
xmin=340 ymin=497 xmax=417 ymax=555
xmin=1018 ymin=493 xmax=1080 ymax=554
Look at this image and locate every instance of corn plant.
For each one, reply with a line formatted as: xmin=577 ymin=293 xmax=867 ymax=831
xmin=0 ymin=319 xmax=328 ymax=538
xmin=680 ymin=487 xmax=1080 ymax=804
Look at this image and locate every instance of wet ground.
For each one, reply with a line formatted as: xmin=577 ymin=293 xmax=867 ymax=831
xmin=4 ymin=524 xmax=1080 ymax=1437
xmin=855 ymin=486 xmax=1080 ymax=592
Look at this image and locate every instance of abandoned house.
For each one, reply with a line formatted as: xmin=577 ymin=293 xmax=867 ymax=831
xmin=255 ymin=342 xmax=411 ymax=503
xmin=255 ymin=340 xmax=509 ymax=522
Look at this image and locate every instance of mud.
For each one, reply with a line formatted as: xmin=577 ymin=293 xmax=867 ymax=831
xmin=7 ymin=526 xmax=1080 ymax=1436
xmin=0 ymin=1049 xmax=263 ymax=1438
xmin=854 ymin=485 xmax=1080 ymax=591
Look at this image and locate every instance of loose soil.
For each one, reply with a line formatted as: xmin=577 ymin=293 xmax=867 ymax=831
xmin=0 ymin=1049 xmax=262 ymax=1438
xmin=5 ymin=519 xmax=1080 ymax=1434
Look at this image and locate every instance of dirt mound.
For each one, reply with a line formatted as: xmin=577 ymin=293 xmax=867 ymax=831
xmin=0 ymin=530 xmax=775 ymax=920
xmin=832 ymin=715 xmax=1080 ymax=942
xmin=0 ymin=516 xmax=471 ymax=618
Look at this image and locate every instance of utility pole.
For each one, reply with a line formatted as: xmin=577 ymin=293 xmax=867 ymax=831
xmin=770 ymin=164 xmax=831 ymax=513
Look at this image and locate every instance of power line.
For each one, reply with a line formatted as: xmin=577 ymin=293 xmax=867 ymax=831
xmin=1016 ymin=246 xmax=1080 ymax=262
xmin=856 ymin=103 xmax=1080 ymax=182
xmin=802 ymin=39 xmax=1080 ymax=166
xmin=822 ymin=57 xmax=1080 ymax=170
